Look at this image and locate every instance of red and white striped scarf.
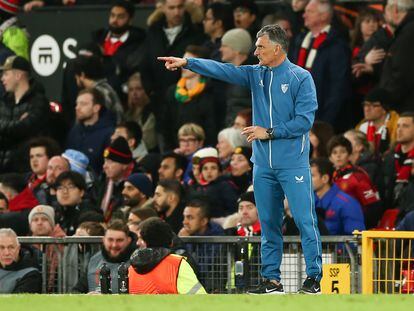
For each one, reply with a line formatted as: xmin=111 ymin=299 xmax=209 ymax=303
xmin=297 ymin=25 xmax=331 ymax=71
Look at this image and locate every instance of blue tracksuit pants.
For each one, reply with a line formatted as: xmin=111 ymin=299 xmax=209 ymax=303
xmin=253 ymin=164 xmax=323 ymax=282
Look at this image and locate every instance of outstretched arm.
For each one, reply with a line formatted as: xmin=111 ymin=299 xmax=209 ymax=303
xmin=158 ymin=56 xmax=251 ymax=88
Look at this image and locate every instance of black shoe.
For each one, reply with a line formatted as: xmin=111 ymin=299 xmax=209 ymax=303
xmin=248 ymin=279 xmax=285 ymax=295
xmin=299 ymin=277 xmax=321 ymax=294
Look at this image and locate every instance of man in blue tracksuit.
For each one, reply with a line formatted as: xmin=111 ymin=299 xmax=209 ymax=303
xmin=159 ymin=24 xmax=322 ymax=294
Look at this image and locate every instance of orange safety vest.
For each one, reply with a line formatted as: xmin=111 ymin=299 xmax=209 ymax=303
xmin=128 ymin=254 xmax=182 ymax=294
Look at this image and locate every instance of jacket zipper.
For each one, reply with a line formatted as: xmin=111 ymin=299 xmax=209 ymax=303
xmin=268 ymin=70 xmax=274 ymax=169
xmin=301 ymin=134 xmax=305 ymax=154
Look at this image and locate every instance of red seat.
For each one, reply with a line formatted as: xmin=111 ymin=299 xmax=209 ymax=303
xmin=375 ymin=209 xmax=400 ymax=230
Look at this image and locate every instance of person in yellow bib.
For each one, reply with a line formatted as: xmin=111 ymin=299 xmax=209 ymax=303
xmin=128 ymin=217 xmax=206 ymax=294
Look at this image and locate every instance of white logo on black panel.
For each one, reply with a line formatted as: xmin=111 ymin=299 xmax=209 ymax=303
xmin=31 ymin=35 xmax=60 ymax=77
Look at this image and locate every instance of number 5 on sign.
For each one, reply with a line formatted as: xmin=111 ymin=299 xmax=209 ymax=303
xmin=320 ymin=264 xmax=350 ymax=294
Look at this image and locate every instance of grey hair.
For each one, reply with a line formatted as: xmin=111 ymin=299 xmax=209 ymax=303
xmin=0 ymin=228 xmax=19 ymax=245
xmin=388 ymin=0 xmax=414 ymax=11
xmin=256 ymin=24 xmax=289 ymax=54
xmin=218 ymin=127 xmax=249 ymax=149
xmin=316 ymin=0 xmax=334 ymax=15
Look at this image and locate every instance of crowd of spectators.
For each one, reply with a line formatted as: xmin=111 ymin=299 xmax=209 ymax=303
xmin=1 ymin=0 xmax=414 ymax=294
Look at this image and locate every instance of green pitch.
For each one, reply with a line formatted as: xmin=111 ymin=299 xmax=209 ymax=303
xmin=1 ymin=294 xmax=413 ymax=311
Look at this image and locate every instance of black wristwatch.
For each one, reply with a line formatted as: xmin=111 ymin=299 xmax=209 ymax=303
xmin=266 ymin=128 xmax=275 ymax=140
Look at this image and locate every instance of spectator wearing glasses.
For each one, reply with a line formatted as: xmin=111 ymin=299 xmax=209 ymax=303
xmin=54 ymin=171 xmax=101 ymax=235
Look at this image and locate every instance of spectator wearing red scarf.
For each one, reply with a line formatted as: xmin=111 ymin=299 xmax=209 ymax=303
xmin=383 ymin=112 xmax=414 ymax=211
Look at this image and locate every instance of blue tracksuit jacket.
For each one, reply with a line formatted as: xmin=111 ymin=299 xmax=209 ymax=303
xmin=186 ymin=57 xmax=317 ymax=169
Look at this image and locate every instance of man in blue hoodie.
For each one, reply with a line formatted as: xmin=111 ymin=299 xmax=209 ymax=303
xmin=159 ymin=24 xmax=322 ymax=294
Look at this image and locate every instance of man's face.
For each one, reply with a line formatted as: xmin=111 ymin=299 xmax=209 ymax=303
xmin=162 ymin=0 xmax=185 ymax=27
xmin=230 ymin=154 xmax=251 ymax=177
xmin=220 ymin=44 xmax=238 ymax=63
xmin=396 ymin=117 xmax=414 ymax=145
xmin=1 ymin=70 xmax=19 ymax=92
xmin=0 ymin=236 xmax=20 ymax=268
xmin=238 ymin=201 xmax=258 ymax=227
xmin=329 ymin=146 xmax=350 ymax=169
xmin=30 ymin=147 xmax=49 ymax=177
xmin=158 ymin=157 xmax=181 ymax=181
xmin=363 ymin=101 xmax=386 ymax=122
xmin=111 ymin=127 xmax=135 ymax=150
xmin=109 ymin=6 xmax=131 ymax=35
xmin=128 ymin=78 xmax=147 ymax=107
xmin=254 ymin=35 xmax=280 ymax=67
xmin=103 ymin=158 xmax=128 ymax=181
xmin=56 ymin=179 xmax=84 ymax=207
xmin=201 ymin=162 xmax=220 ymax=182
xmin=30 ymin=214 xmax=53 ymax=236
xmin=385 ymin=1 xmax=401 ymax=28
xmin=122 ymin=181 xmax=145 ymax=207
xmin=136 ymin=229 xmax=147 ymax=249
xmin=182 ymin=206 xmax=208 ymax=235
xmin=311 ymin=165 xmax=327 ymax=192
xmin=46 ymin=156 xmax=69 ymax=185
xmin=103 ymin=229 xmax=131 ymax=259
xmin=276 ymin=19 xmax=293 ymax=40
xmin=178 ymin=135 xmax=202 ymax=156
xmin=203 ymin=8 xmax=218 ymax=36
xmin=75 ymin=93 xmax=98 ymax=123
xmin=233 ymin=115 xmax=247 ymax=129
xmin=216 ymin=137 xmax=233 ymax=159
xmin=292 ymin=0 xmax=309 ymax=12
xmin=153 ymin=185 xmax=170 ymax=214
xmin=303 ymin=0 xmax=327 ymax=30
xmin=233 ymin=7 xmax=256 ymax=29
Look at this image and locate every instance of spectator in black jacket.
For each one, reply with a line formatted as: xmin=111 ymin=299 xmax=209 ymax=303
xmin=142 ymin=0 xmax=205 ymax=121
xmin=91 ymin=0 xmax=146 ymax=97
xmin=54 ymin=171 xmax=102 ymax=236
xmin=379 ymin=0 xmax=414 ymax=113
xmin=0 ymin=228 xmax=42 ymax=293
xmin=0 ymin=56 xmax=52 ymax=173
xmin=153 ymin=179 xmax=185 ymax=234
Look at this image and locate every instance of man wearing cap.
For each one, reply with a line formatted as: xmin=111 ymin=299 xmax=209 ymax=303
xmin=121 ymin=173 xmax=154 ymax=216
xmin=225 ymin=192 xmax=260 ymax=236
xmin=159 ymin=23 xmax=323 ymax=294
xmin=0 ymin=55 xmax=52 ymax=173
xmin=66 ymin=88 xmax=115 ymax=174
xmin=229 ymin=146 xmax=253 ymax=194
xmin=356 ymin=87 xmax=399 ymax=157
xmin=220 ymin=28 xmax=255 ymax=126
xmin=96 ymin=136 xmax=134 ymax=222
xmin=28 ymin=204 xmax=66 ymax=293
xmin=62 ymin=149 xmax=90 ymax=177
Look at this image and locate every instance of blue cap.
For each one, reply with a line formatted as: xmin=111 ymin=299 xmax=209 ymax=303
xmin=62 ymin=149 xmax=89 ymax=176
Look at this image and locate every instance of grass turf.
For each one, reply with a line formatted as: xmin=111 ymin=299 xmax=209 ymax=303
xmin=1 ymin=295 xmax=413 ymax=311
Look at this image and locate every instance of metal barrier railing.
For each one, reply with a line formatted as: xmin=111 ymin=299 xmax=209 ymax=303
xmin=360 ymin=231 xmax=414 ymax=294
xmin=17 ymin=236 xmax=358 ymax=294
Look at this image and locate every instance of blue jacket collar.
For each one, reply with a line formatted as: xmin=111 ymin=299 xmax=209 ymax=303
xmin=260 ymin=57 xmax=291 ymax=73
